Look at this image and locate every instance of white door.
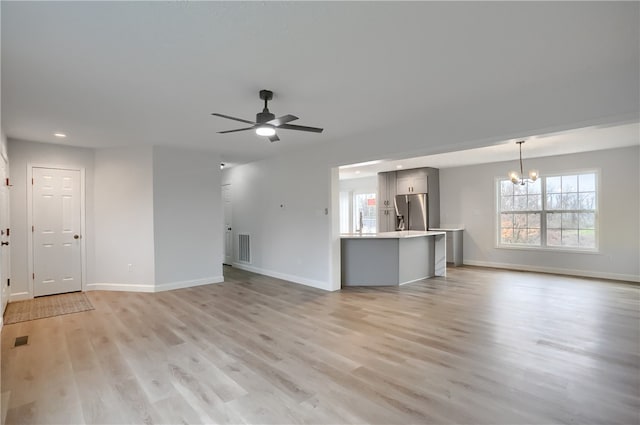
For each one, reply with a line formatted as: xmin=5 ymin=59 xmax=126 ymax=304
xmin=222 ymin=184 xmax=233 ymax=265
xmin=32 ymin=167 xmax=82 ymax=297
xmin=0 ymin=159 xmax=9 ymax=314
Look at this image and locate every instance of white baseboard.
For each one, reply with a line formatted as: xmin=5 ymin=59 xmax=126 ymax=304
xmin=86 ymin=276 xmax=224 ymax=293
xmin=463 ymin=260 xmax=640 ymax=283
xmin=155 ymin=276 xmax=224 ymax=292
xmin=9 ymin=292 xmax=30 ymax=302
xmin=85 ymin=283 xmax=156 ymax=292
xmin=231 ymin=262 xmax=334 ymax=291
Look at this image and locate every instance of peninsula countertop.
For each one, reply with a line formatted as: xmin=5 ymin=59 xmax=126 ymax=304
xmin=340 ymin=230 xmax=446 ymax=239
xmin=341 ymin=230 xmax=447 ymax=286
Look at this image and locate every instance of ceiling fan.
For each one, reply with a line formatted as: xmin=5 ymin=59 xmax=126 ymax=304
xmin=212 ymin=90 xmax=323 ymax=142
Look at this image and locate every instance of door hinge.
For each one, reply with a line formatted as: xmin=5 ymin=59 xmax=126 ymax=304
xmin=5 ymin=178 xmax=11 ymax=187
xmin=32 ymin=225 xmax=34 ymax=232
xmin=32 ymin=273 xmax=35 ymax=280
xmin=32 ymin=178 xmax=34 ymax=185
xmin=7 ymin=278 xmax=10 ymax=287
xmin=6 ymin=228 xmax=9 ymax=236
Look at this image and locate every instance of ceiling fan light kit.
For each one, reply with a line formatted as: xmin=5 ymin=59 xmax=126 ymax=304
xmin=509 ymin=140 xmax=538 ymax=185
xmin=212 ymin=89 xmax=323 ymax=143
xmin=256 ymin=126 xmax=276 ymax=137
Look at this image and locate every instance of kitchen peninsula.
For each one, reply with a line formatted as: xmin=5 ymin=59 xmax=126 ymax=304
xmin=341 ymin=230 xmax=446 ymax=287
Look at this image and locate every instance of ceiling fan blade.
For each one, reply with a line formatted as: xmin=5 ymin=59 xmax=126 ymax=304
xmin=268 ymin=134 xmax=280 ymax=143
xmin=218 ymin=126 xmax=255 ymax=134
xmin=211 ymin=113 xmax=256 ymax=125
xmin=267 ymin=114 xmax=298 ymax=127
xmin=278 ymin=123 xmax=324 ymax=133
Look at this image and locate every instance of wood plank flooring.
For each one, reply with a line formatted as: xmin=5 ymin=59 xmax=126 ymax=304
xmin=2 ymin=266 xmax=639 ymax=424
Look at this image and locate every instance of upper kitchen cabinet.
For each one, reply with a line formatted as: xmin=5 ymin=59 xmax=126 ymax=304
xmin=378 ymin=167 xmax=440 ymax=229
xmin=377 ymin=172 xmax=396 ymax=209
xmin=396 ymin=168 xmax=429 ymax=194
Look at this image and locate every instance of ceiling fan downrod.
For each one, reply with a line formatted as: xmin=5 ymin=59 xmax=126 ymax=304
xmin=257 ymin=90 xmax=275 ymax=123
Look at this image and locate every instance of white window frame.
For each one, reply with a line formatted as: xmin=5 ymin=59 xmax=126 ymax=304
xmin=495 ymin=169 xmax=600 ymax=253
xmin=352 ymin=190 xmax=377 ymax=234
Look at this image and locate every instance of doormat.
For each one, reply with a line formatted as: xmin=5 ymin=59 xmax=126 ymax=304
xmin=3 ymin=292 xmax=94 ymax=325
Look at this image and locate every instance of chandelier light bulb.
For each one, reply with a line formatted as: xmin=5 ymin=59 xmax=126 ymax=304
xmin=509 ymin=141 xmax=538 ymax=186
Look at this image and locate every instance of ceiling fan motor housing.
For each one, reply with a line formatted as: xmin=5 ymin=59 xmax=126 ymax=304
xmin=256 ymin=110 xmax=275 ymax=124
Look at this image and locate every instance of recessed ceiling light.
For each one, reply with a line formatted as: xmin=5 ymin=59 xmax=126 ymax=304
xmin=355 ymin=170 xmax=361 ymax=174
xmin=396 ymin=165 xmax=403 ymax=169
xmin=54 ymin=133 xmax=67 ymax=138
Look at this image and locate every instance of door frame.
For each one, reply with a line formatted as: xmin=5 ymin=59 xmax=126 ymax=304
xmin=27 ymin=163 xmax=86 ymax=298
xmin=222 ymin=183 xmax=233 ymax=266
xmin=0 ymin=154 xmax=9 ymax=316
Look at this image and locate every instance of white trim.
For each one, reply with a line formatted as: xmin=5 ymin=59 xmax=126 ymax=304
xmin=495 ymin=169 xmax=601 ymax=252
xmin=399 ymin=276 xmax=431 ymax=286
xmin=27 ymin=164 xmax=86 ymax=298
xmin=155 ymin=276 xmax=224 ymax=292
xmin=86 ymin=283 xmax=156 ymax=293
xmin=231 ymin=262 xmax=335 ymax=291
xmin=9 ymin=291 xmax=30 ymax=302
xmin=495 ymin=244 xmax=600 ymax=255
xmin=85 ymin=276 xmax=224 ymax=293
xmin=463 ymin=259 xmax=640 ymax=283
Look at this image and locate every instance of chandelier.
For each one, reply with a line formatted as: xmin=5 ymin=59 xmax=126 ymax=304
xmin=509 ymin=141 xmax=538 ymax=185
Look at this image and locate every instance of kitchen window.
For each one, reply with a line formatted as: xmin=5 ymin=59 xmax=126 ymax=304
xmin=497 ymin=171 xmax=598 ymax=250
xmin=353 ymin=192 xmax=377 ymax=233
xmin=339 ymin=191 xmax=377 ymax=233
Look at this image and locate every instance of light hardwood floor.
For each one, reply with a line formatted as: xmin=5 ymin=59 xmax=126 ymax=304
xmin=1 ymin=266 xmax=639 ymax=424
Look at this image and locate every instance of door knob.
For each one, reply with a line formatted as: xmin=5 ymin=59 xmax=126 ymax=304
xmin=1 ymin=241 xmax=8 ymax=246
xmin=73 ymin=234 xmax=80 ymax=240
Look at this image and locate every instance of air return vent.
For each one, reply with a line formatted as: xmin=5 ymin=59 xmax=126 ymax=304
xmin=238 ymin=234 xmax=251 ymax=263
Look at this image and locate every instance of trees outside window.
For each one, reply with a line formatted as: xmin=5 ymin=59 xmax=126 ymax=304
xmin=498 ymin=172 xmax=597 ymax=250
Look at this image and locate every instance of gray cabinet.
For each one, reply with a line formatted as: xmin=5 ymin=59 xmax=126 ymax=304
xmin=377 ymin=172 xmax=396 ymax=209
xmin=397 ymin=167 xmax=439 ymax=228
xmin=430 ymin=228 xmax=463 ymax=266
xmin=378 ymin=172 xmax=397 ymax=232
xmin=379 ymin=167 xmax=440 ymax=230
xmin=396 ymin=169 xmax=428 ymax=194
xmin=378 ymin=208 xmax=396 ymax=232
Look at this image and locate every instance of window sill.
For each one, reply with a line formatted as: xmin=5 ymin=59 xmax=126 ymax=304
xmin=495 ymin=244 xmax=600 ymax=255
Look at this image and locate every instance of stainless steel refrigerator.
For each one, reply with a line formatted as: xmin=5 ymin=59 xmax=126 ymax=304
xmin=394 ymin=194 xmax=428 ymax=231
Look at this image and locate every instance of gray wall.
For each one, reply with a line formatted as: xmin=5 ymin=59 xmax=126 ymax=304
xmin=8 ymin=139 xmax=95 ymax=299
xmin=226 ymin=151 xmax=334 ymax=289
xmin=439 ymin=145 xmax=640 ymax=281
xmin=7 ymin=140 xmax=226 ymax=297
xmin=93 ymin=146 xmax=156 ymax=287
xmin=152 ymin=146 xmax=223 ymax=285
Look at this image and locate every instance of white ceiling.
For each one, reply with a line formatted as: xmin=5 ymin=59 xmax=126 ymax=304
xmin=339 ymin=122 xmax=640 ymax=179
xmin=2 ymin=2 xmax=639 ymax=165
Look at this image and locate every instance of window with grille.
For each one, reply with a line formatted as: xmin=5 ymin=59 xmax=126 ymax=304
xmin=497 ymin=172 xmax=597 ymax=250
